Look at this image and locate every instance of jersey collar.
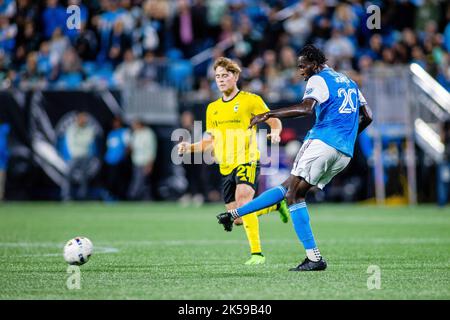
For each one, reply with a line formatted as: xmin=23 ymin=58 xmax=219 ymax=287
xmin=222 ymin=90 xmax=241 ymax=103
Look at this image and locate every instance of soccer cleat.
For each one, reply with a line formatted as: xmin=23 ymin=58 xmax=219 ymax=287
xmin=244 ymin=254 xmax=266 ymax=265
xmin=289 ymin=257 xmax=327 ymax=271
xmin=216 ymin=212 xmax=234 ymax=232
xmin=277 ymin=199 xmax=289 ymax=223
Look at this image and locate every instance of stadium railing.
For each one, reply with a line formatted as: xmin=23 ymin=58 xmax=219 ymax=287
xmin=410 ymin=63 xmax=450 ymax=163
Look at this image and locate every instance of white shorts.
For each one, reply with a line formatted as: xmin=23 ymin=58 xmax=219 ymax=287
xmin=291 ymin=139 xmax=351 ymax=189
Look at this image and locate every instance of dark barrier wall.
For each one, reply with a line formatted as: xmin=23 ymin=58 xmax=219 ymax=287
xmin=0 ymin=90 xmax=183 ymax=200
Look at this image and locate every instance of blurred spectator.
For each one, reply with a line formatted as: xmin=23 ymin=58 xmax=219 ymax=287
xmin=0 ymin=120 xmax=10 ymax=201
xmin=0 ymin=0 xmax=16 ymax=18
xmin=308 ymin=2 xmax=332 ymax=49
xmin=41 ymin=0 xmax=66 ymax=40
xmin=15 ymin=20 xmax=41 ymax=60
xmin=104 ymin=116 xmax=131 ymax=200
xmin=74 ymin=22 xmax=98 ymax=61
xmin=324 ymin=28 xmax=355 ymax=70
xmin=283 ymin=4 xmax=314 ymax=50
xmin=206 ymin=0 xmax=227 ymax=28
xmin=19 ymin=51 xmax=47 ymax=90
xmin=420 ymin=20 xmax=439 ymax=45
xmin=138 ymin=50 xmax=163 ymax=84
xmin=49 ymin=27 xmax=70 ymax=68
xmin=108 ymin=20 xmax=132 ymax=66
xmin=178 ymin=111 xmax=204 ymax=206
xmin=331 ymin=2 xmax=358 ymax=45
xmin=261 ymin=49 xmax=281 ymax=100
xmin=218 ymin=14 xmax=234 ymax=43
xmin=0 ymin=49 xmax=14 ymax=87
xmin=260 ymin=4 xmax=285 ymax=52
xmin=232 ymin=14 xmax=261 ymax=65
xmin=172 ymin=0 xmax=208 ymax=58
xmin=393 ymin=42 xmax=410 ymax=64
xmin=381 ymin=47 xmax=396 ymax=65
xmin=411 ymin=45 xmax=427 ymax=68
xmin=437 ymin=119 xmax=450 ymax=207
xmin=365 ymin=34 xmax=384 ymax=61
xmin=0 ymin=15 xmax=17 ymax=56
xmin=128 ymin=120 xmax=157 ymax=200
xmin=242 ymin=58 xmax=264 ymax=95
xmin=415 ymin=0 xmax=440 ymax=32
xmin=36 ymin=41 xmax=55 ymax=80
xmin=278 ymin=45 xmax=301 ymax=100
xmin=284 ymin=11 xmax=311 ymax=50
xmin=141 ymin=0 xmax=170 ymax=56
xmin=15 ymin=0 xmax=39 ymax=30
xmin=61 ymin=112 xmax=96 ymax=201
xmin=384 ymin=142 xmax=404 ymax=198
xmin=113 ymin=48 xmax=142 ymax=86
xmin=402 ymin=28 xmax=419 ymax=51
xmin=56 ymin=46 xmax=85 ymax=88
xmin=358 ymin=54 xmax=374 ymax=73
xmin=94 ymin=0 xmax=128 ymax=63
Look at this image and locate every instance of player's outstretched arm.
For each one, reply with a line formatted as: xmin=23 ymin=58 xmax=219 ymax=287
xmin=358 ymin=104 xmax=373 ymax=134
xmin=177 ymin=135 xmax=213 ymax=155
xmin=265 ymin=118 xmax=282 ymax=144
xmin=249 ymin=98 xmax=317 ymax=128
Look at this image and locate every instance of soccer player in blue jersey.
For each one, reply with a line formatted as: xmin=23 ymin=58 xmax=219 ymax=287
xmin=217 ymin=44 xmax=373 ymax=271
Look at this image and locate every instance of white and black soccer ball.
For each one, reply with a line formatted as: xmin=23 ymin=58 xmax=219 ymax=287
xmin=63 ymin=237 xmax=93 ymax=265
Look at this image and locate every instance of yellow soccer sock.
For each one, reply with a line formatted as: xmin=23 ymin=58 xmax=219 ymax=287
xmin=242 ymin=213 xmax=262 ymax=254
xmin=254 ymin=204 xmax=278 ymax=216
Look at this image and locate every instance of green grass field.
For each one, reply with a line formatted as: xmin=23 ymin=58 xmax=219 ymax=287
xmin=0 ymin=202 xmax=449 ymax=300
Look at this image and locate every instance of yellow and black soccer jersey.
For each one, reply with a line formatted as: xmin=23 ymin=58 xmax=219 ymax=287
xmin=206 ymin=91 xmax=270 ymax=175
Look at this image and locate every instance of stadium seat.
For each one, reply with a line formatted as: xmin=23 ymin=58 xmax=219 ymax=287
xmin=57 ymin=73 xmax=83 ymax=89
xmin=165 ymin=48 xmax=183 ymax=60
xmin=82 ymin=62 xmax=97 ymax=77
xmin=167 ymin=60 xmax=193 ymax=91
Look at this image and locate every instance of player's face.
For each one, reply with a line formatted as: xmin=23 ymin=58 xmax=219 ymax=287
xmin=297 ymin=56 xmax=317 ymax=81
xmin=215 ymin=66 xmax=238 ymax=95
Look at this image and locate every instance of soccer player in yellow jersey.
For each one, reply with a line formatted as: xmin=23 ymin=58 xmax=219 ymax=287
xmin=178 ymin=57 xmax=289 ymax=265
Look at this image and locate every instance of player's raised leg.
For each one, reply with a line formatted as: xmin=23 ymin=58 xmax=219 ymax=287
xmin=217 ymin=184 xmax=289 ymax=230
xmin=284 ymin=175 xmax=326 ymax=271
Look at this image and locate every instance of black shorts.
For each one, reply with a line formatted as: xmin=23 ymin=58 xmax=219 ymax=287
xmin=222 ymin=162 xmax=260 ymax=204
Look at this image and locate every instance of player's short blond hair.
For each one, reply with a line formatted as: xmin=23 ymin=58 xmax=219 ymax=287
xmin=213 ymin=57 xmax=242 ymax=75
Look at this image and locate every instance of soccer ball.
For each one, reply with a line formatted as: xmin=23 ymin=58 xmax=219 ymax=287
xmin=63 ymin=237 xmax=93 ymax=265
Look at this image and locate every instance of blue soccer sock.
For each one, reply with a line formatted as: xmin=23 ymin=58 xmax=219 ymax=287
xmin=289 ymin=202 xmax=321 ymax=261
xmin=229 ymin=185 xmax=287 ymax=218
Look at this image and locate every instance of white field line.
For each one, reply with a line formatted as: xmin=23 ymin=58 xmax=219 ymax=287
xmin=0 ymin=243 xmax=119 ymax=257
xmin=1 ymin=237 xmax=449 ymax=252
xmin=86 ymin=238 xmax=450 ymax=246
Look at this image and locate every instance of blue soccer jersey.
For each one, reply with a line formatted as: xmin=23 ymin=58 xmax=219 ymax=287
xmin=302 ymin=67 xmax=367 ymax=157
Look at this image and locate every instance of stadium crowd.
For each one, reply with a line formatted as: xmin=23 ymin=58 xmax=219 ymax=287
xmin=0 ymin=0 xmax=449 ymax=96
